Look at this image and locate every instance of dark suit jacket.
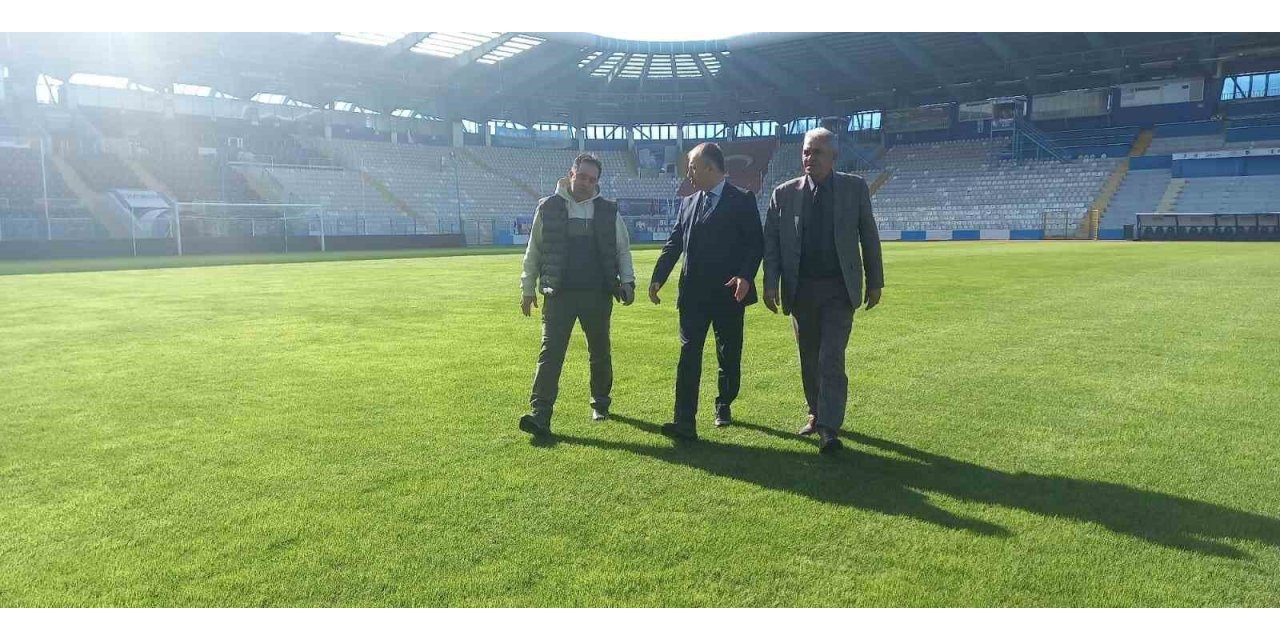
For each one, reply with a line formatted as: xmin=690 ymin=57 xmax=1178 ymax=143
xmin=652 ymin=180 xmax=765 ymax=310
xmin=763 ymin=171 xmax=884 ymax=316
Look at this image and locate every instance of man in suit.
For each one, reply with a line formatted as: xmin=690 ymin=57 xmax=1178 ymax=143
xmin=762 ymin=128 xmax=884 ymax=454
xmin=650 ymin=142 xmax=764 ymax=440
xmin=519 ymin=153 xmax=636 ymax=438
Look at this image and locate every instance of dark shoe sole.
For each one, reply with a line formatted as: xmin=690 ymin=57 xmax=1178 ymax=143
xmin=715 ymin=407 xmax=731 ymax=427
xmin=819 ymin=437 xmax=844 ymax=454
xmin=660 ymin=423 xmax=699 ymax=441
xmin=519 ymin=416 xmax=551 ymax=437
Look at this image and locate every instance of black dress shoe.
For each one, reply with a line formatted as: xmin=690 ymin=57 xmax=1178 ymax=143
xmin=714 ymin=406 xmax=732 ymax=427
xmin=660 ymin=422 xmax=698 ymax=441
xmin=591 ymin=408 xmax=609 ymax=421
xmin=798 ymin=414 xmax=818 ymax=436
xmin=519 ymin=415 xmax=551 ymax=437
xmin=819 ymin=431 xmax=844 ymax=454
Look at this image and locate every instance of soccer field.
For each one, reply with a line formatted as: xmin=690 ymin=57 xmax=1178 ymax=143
xmin=2 ymin=241 xmax=1278 ymax=607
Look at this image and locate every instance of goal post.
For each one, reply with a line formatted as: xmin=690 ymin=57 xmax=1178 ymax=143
xmin=174 ymin=202 xmax=328 ymax=255
xmin=1042 ymin=207 xmax=1095 ymax=240
xmin=173 ymin=202 xmax=443 ymax=254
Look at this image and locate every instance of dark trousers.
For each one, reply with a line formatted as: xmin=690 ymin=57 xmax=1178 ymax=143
xmin=674 ymin=301 xmax=745 ymax=424
xmin=529 ymin=288 xmax=613 ymax=425
xmin=791 ymin=276 xmax=855 ymax=433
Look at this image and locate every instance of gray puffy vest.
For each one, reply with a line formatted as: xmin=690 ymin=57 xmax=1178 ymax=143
xmin=536 ymin=195 xmax=619 ymax=294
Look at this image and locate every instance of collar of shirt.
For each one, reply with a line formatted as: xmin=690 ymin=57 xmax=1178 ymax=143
xmin=703 ymin=177 xmax=727 ymax=202
xmin=804 ymin=172 xmax=834 ymax=194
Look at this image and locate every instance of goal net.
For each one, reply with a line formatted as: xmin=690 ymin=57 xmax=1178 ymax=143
xmin=174 ymin=202 xmax=437 ymax=253
xmin=1041 ymin=207 xmax=1093 ymax=240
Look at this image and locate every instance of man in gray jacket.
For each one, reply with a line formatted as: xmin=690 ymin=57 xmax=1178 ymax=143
xmin=763 ymin=128 xmax=884 ymax=453
xmin=519 ymin=154 xmax=636 ymax=437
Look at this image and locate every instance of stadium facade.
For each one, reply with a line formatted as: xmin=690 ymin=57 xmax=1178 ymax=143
xmin=2 ymin=32 xmax=1280 ymax=258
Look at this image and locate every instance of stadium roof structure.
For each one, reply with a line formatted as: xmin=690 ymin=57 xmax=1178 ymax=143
xmin=5 ymin=32 xmax=1280 ymax=125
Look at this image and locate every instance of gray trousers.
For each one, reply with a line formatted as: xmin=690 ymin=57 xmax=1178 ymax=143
xmin=529 ymin=288 xmax=613 ymax=426
xmin=790 ymin=276 xmax=856 ymax=433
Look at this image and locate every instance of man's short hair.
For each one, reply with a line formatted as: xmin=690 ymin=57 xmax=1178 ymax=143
xmin=573 ymin=153 xmax=603 ymax=177
xmin=804 ymin=127 xmax=839 ymax=155
xmin=692 ymin=142 xmax=726 ymax=172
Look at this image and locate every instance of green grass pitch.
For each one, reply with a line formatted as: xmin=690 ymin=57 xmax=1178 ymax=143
xmin=1 ymin=241 xmax=1278 ymax=606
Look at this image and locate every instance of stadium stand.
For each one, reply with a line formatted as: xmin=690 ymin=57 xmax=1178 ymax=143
xmin=227 ymin=124 xmax=330 ymax=167
xmin=66 ymin=109 xmax=262 ymax=204
xmin=10 ymin=112 xmax=1275 ymax=245
xmin=873 ymin=139 xmax=1117 ymax=230
xmin=137 ymin=147 xmax=261 ymax=204
xmin=604 ymin=173 xmax=683 ymax=201
xmin=464 ymin=145 xmax=569 ymax=195
xmin=310 ymin=137 xmax=554 ymax=229
xmin=265 ymin=165 xmax=399 ymax=216
xmin=1100 ymin=169 xmax=1172 ymax=228
xmin=1145 ymin=127 xmax=1280 ymax=156
xmin=0 ymin=140 xmax=101 ymax=240
xmin=1171 ymin=176 xmax=1280 ymax=214
xmin=60 ymin=148 xmax=145 ymax=191
xmin=0 ymin=144 xmax=73 ymax=209
xmin=1144 ymin=134 xmax=1228 ymax=156
xmin=306 ymin=136 xmax=682 ymax=224
xmin=466 ymin=145 xmax=669 ymax=205
xmin=763 ymin=141 xmax=803 ymax=197
xmin=1153 ymin=120 xmax=1222 ymax=138
xmin=1044 ymin=126 xmax=1139 ymax=159
xmin=113 ymin=125 xmax=1132 ymax=239
xmin=305 ymin=137 xmax=487 ymax=218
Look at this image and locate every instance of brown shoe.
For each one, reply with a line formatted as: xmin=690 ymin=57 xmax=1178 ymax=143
xmin=798 ymin=414 xmax=818 ymax=436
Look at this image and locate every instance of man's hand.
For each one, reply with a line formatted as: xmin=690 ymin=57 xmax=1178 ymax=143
xmin=521 ymin=295 xmax=538 ymax=317
xmin=763 ymin=288 xmax=779 ymax=314
xmin=725 ymin=277 xmax=750 ymax=303
xmin=864 ymin=288 xmax=882 ymax=310
xmin=616 ymin=282 xmax=636 ymax=306
xmin=648 ymin=281 xmax=663 ymax=305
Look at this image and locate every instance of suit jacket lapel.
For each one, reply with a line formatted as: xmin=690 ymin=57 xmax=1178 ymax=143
xmin=832 ymin=174 xmax=860 ymax=267
xmin=682 ymin=193 xmax=697 ymax=253
xmin=832 ymin=173 xmax=848 ymax=239
xmin=790 ymin=180 xmax=805 ymax=240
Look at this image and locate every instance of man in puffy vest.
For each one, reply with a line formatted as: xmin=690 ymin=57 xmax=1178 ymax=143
xmin=519 ymin=153 xmax=636 ymax=438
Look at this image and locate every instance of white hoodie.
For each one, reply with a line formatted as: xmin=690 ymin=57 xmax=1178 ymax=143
xmin=520 ymin=177 xmax=636 ymax=297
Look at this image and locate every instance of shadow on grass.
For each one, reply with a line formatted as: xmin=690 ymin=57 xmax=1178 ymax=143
xmin=527 ymin=433 xmax=558 ymax=449
xmin=573 ymin=415 xmax=1280 ymax=559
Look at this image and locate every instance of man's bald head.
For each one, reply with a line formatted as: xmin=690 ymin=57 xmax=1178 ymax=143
xmin=687 ymin=142 xmax=727 ymax=191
